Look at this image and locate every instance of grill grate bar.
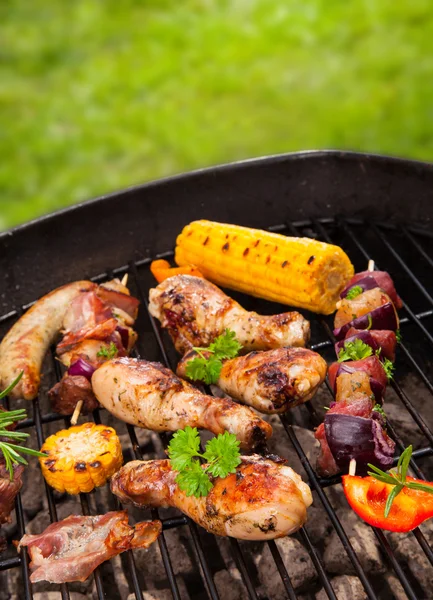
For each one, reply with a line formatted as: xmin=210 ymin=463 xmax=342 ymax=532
xmin=130 ymin=262 xmax=221 ymax=600
xmin=341 ymin=221 xmax=433 ymax=349
xmin=267 ymin=540 xmax=298 ymax=599
xmin=402 ymin=226 xmax=433 ymax=268
xmin=228 ymin=538 xmax=259 ymax=600
xmin=126 ymin=422 xmax=180 ymax=600
xmin=298 ymin=528 xmax=337 ymax=600
xmin=372 ymin=223 xmax=433 ymax=307
xmin=279 ymin=417 xmax=378 ymax=599
xmin=372 ymin=529 xmax=418 ymax=600
xmin=32 ymin=397 xmax=70 ymax=600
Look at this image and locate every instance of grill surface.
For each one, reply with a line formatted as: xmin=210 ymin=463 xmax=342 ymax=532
xmin=1 ymin=216 xmax=432 ymax=599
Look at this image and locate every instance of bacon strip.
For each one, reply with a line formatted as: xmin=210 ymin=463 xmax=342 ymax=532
xmin=18 ymin=511 xmax=161 ymax=583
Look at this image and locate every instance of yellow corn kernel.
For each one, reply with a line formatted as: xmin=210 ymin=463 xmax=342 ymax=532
xmin=175 ymin=220 xmax=354 ymax=315
xmin=39 ymin=422 xmax=123 ymax=495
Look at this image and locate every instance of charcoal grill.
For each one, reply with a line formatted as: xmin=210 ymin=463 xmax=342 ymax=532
xmin=1 ymin=150 xmax=433 ymax=599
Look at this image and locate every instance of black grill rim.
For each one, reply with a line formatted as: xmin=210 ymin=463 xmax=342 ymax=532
xmin=0 ymin=216 xmax=432 ymax=600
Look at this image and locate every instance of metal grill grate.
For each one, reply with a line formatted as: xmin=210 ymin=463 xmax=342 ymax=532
xmin=1 ymin=217 xmax=433 ymax=600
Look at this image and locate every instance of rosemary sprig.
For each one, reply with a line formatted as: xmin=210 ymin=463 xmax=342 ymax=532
xmin=367 ymin=445 xmax=433 ymax=517
xmin=0 ymin=372 xmax=46 ymax=479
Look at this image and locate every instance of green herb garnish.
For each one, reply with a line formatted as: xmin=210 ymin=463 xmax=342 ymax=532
xmin=372 ymin=404 xmax=386 ymax=419
xmin=185 ymin=329 xmax=242 ymax=385
xmin=368 ymin=445 xmax=433 ymax=517
xmin=0 ymin=373 xmax=46 ymax=480
xmin=97 ymin=341 xmax=118 ymax=360
xmin=382 ymin=358 xmax=395 ymax=381
xmin=346 ymin=285 xmax=363 ymax=300
xmin=366 ymin=314 xmax=373 ymax=330
xmin=167 ymin=426 xmax=241 ymax=497
xmin=396 ymin=329 xmax=402 ymax=344
xmin=338 ymin=338 xmax=373 ymax=362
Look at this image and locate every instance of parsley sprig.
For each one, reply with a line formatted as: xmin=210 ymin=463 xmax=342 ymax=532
xmin=185 ymin=329 xmax=242 ymax=385
xmin=382 ymin=358 xmax=395 ymax=381
xmin=367 ymin=445 xmax=433 ymax=517
xmin=167 ymin=426 xmax=241 ymax=497
xmin=346 ymin=285 xmax=363 ymax=300
xmin=338 ymin=339 xmax=373 ymax=362
xmin=0 ymin=373 xmax=46 ymax=480
xmin=96 ymin=341 xmax=118 ymax=359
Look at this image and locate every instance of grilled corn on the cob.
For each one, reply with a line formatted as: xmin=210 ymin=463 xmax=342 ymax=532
xmin=40 ymin=422 xmax=123 ymax=494
xmin=175 ymin=220 xmax=354 ymax=314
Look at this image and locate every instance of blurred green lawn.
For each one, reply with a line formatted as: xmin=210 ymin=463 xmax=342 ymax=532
xmin=1 ymin=0 xmax=433 ymax=230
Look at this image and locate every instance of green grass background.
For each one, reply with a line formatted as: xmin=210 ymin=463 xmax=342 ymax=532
xmin=1 ymin=0 xmax=433 ymax=230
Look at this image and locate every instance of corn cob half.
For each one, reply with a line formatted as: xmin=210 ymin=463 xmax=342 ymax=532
xmin=175 ymin=220 xmax=354 ymax=315
xmin=40 ymin=422 xmax=123 ymax=495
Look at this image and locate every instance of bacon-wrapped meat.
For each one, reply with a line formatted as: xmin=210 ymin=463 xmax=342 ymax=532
xmin=341 ymin=270 xmax=403 ymax=309
xmin=17 ymin=511 xmax=161 ymax=583
xmin=48 ymin=279 xmax=139 ymax=415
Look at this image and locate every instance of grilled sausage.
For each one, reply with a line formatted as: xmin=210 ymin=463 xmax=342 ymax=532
xmin=0 ymin=281 xmax=95 ymax=400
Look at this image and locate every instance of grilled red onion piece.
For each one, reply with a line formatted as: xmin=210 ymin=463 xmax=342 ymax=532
xmin=324 ymin=413 xmax=395 ymax=474
xmin=68 ymin=358 xmax=96 ymax=380
xmin=333 ymin=302 xmax=398 ymax=340
xmin=340 ymin=275 xmax=379 ymax=298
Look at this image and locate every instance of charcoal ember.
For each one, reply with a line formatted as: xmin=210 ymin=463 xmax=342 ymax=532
xmin=383 ymin=401 xmax=425 ymax=449
xmin=265 ymin=418 xmax=318 ymax=476
xmin=126 ymin=578 xmax=190 ymax=600
xmin=26 ymin=498 xmax=82 ymax=535
xmin=383 ymin=574 xmax=409 ymax=600
xmin=388 ymin=520 xmax=433 ymax=596
xmin=20 ymin=456 xmax=44 ymax=518
xmin=133 ymin=527 xmax=194 ymax=586
xmin=304 ymin=498 xmax=332 ymax=544
xmin=32 ymin=593 xmax=89 ymax=600
xmin=214 ymin=568 xmax=249 ymax=600
xmin=316 ymin=575 xmax=367 ymax=600
xmin=255 ymin=536 xmax=316 ymax=596
xmin=323 ymin=509 xmax=385 ymax=575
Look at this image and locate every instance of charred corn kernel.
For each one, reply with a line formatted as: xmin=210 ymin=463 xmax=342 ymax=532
xmin=150 ymin=259 xmax=203 ymax=283
xmin=40 ymin=422 xmax=123 ymax=495
xmin=175 ymin=220 xmax=354 ymax=315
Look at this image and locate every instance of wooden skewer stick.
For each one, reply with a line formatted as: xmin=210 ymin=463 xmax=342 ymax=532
xmin=368 ymin=259 xmax=375 ymax=272
xmin=71 ymin=400 xmax=83 ymax=426
xmin=121 ymin=273 xmax=129 ymax=287
xmin=349 ymin=458 xmax=357 ymax=476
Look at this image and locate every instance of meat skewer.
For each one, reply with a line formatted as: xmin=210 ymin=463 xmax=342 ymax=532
xmin=111 ymin=455 xmax=312 ymax=540
xmin=177 ymin=347 xmax=327 ymax=414
xmin=148 ymin=275 xmax=310 ymax=355
xmin=91 ymin=357 xmax=272 ymax=450
xmin=316 ymin=262 xmax=400 ymax=476
xmin=17 ymin=511 xmax=161 ymax=583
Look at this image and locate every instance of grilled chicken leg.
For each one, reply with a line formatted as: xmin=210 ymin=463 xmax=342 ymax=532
xmin=148 ymin=275 xmax=310 ymax=355
xmin=177 ymin=347 xmax=327 ymax=414
xmin=111 ymin=455 xmax=312 ymax=540
xmin=91 ymin=357 xmax=272 ymax=450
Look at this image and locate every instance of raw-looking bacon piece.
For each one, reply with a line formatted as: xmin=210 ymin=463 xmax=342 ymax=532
xmin=18 ymin=511 xmax=161 ymax=583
